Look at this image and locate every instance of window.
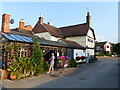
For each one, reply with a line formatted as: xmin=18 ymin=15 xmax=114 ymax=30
xmin=107 ymin=46 xmax=109 ymax=48
xmin=88 ymin=38 xmax=93 ymax=43
xmin=18 ymin=47 xmax=27 ymax=57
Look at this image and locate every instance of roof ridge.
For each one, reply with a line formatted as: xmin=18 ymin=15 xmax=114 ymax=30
xmin=43 ymin=23 xmax=63 ymax=38
xmin=41 ymin=23 xmax=53 ymax=35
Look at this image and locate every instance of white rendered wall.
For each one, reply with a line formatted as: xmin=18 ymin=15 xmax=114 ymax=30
xmin=51 ymin=36 xmax=60 ymax=41
xmin=35 ymin=32 xmax=59 ymax=41
xmin=66 ymin=36 xmax=86 ymax=46
xmin=86 ymin=29 xmax=95 ymax=48
xmin=104 ymin=42 xmax=111 ymax=52
xmin=86 ymin=49 xmax=94 ymax=56
xmin=35 ymin=32 xmax=51 ymax=40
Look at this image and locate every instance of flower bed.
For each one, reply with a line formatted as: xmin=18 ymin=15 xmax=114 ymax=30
xmin=56 ymin=56 xmax=71 ymax=68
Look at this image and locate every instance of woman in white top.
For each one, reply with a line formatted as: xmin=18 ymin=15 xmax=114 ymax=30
xmin=48 ymin=53 xmax=55 ymax=73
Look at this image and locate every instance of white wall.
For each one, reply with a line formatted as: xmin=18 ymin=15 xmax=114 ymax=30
xmin=86 ymin=49 xmax=94 ymax=56
xmin=104 ymin=42 xmax=111 ymax=52
xmin=51 ymin=36 xmax=60 ymax=41
xmin=86 ymin=29 xmax=95 ymax=48
xmin=66 ymin=36 xmax=86 ymax=46
xmin=87 ymin=29 xmax=94 ymax=39
xmin=35 ymin=32 xmax=59 ymax=41
xmin=35 ymin=32 xmax=51 ymax=40
xmin=86 ymin=36 xmax=95 ymax=48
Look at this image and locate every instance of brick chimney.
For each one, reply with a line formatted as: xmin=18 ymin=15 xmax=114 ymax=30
xmin=86 ymin=12 xmax=91 ymax=26
xmin=39 ymin=13 xmax=43 ymax=24
xmin=19 ymin=19 xmax=24 ymax=29
xmin=1 ymin=14 xmax=10 ymax=33
xmin=47 ymin=22 xmax=50 ymax=25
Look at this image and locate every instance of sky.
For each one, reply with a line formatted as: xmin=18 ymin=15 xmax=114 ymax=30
xmin=0 ymin=2 xmax=118 ymax=43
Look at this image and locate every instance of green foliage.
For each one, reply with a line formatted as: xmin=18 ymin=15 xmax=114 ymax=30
xmin=6 ymin=36 xmax=49 ymax=80
xmin=8 ymin=57 xmax=33 ymax=79
xmin=42 ymin=61 xmax=49 ymax=71
xmin=10 ymin=72 xmax=16 ymax=75
xmin=32 ymin=36 xmax=42 ymax=66
xmin=113 ymin=43 xmax=120 ymax=55
xmin=96 ymin=53 xmax=113 ymax=56
xmin=34 ymin=65 xmax=44 ymax=76
xmin=4 ymin=42 xmax=19 ymax=61
xmin=70 ymin=59 xmax=77 ymax=67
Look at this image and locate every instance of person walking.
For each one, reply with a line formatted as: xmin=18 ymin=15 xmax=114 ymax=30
xmin=47 ymin=53 xmax=55 ymax=74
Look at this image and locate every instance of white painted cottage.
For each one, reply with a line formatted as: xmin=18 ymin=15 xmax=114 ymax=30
xmin=32 ymin=12 xmax=96 ymax=59
xmin=95 ymin=41 xmax=113 ymax=54
xmin=59 ymin=12 xmax=96 ymax=58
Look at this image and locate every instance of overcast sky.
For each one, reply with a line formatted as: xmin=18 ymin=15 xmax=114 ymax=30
xmin=0 ymin=1 xmax=118 ymax=43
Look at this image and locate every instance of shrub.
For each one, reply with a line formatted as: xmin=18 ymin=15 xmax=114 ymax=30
xmin=96 ymin=53 xmax=113 ymax=56
xmin=70 ymin=59 xmax=77 ymax=67
xmin=42 ymin=61 xmax=49 ymax=71
xmin=34 ymin=65 xmax=44 ymax=76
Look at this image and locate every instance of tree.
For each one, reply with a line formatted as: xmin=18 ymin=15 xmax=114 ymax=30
xmin=32 ymin=36 xmax=44 ymax=75
xmin=113 ymin=43 xmax=120 ymax=55
xmin=32 ymin=36 xmax=42 ymax=65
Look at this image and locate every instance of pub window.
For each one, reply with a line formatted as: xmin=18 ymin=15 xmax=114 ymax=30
xmin=18 ymin=47 xmax=27 ymax=57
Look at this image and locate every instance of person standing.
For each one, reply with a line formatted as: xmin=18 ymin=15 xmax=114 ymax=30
xmin=47 ymin=53 xmax=55 ymax=73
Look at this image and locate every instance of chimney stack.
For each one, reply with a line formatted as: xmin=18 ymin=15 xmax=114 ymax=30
xmin=19 ymin=19 xmax=25 ymax=29
xmin=47 ymin=22 xmax=50 ymax=25
xmin=86 ymin=12 xmax=91 ymax=26
xmin=1 ymin=14 xmax=10 ymax=33
xmin=39 ymin=13 xmax=43 ymax=24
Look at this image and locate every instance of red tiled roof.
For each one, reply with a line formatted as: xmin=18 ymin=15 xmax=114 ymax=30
xmin=58 ymin=39 xmax=85 ymax=49
xmin=95 ymin=41 xmax=114 ymax=47
xmin=32 ymin=21 xmax=47 ymax=33
xmin=32 ymin=22 xmax=63 ymax=38
xmin=59 ymin=23 xmax=95 ymax=39
xmin=95 ymin=41 xmax=107 ymax=46
xmin=10 ymin=28 xmax=34 ymax=37
xmin=32 ymin=20 xmax=95 ymax=39
xmin=43 ymin=23 xmax=63 ymax=38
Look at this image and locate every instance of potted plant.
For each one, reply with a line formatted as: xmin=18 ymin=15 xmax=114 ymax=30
xmin=10 ymin=72 xmax=17 ymax=80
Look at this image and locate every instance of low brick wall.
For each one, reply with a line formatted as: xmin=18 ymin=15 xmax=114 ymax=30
xmin=0 ymin=69 xmax=8 ymax=79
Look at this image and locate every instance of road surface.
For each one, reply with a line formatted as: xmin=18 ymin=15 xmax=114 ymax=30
xmin=34 ymin=58 xmax=119 ymax=88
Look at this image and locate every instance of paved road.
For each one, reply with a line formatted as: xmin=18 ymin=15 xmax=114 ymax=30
xmin=34 ymin=58 xmax=119 ymax=88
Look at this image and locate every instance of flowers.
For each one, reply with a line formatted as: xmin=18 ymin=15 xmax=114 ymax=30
xmin=57 ymin=56 xmax=66 ymax=60
xmin=76 ymin=56 xmax=86 ymax=61
xmin=57 ymin=56 xmax=71 ymax=60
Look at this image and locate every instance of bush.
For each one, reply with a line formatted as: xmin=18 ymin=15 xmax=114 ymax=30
xmin=70 ymin=59 xmax=77 ymax=67
xmin=42 ymin=61 xmax=49 ymax=71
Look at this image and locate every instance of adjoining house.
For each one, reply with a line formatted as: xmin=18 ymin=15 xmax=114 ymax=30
xmin=32 ymin=12 xmax=96 ymax=58
xmin=95 ymin=41 xmax=114 ymax=54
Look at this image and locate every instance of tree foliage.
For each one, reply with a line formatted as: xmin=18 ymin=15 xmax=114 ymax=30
xmin=113 ymin=43 xmax=120 ymax=55
xmin=32 ymin=36 xmax=42 ymax=65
